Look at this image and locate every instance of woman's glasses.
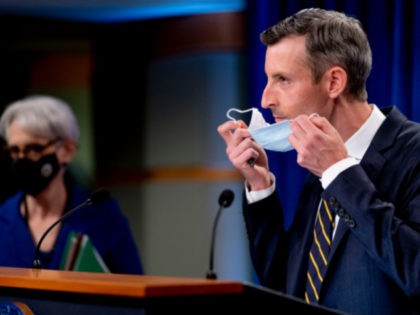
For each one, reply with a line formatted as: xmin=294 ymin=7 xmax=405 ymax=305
xmin=4 ymin=138 xmax=60 ymax=160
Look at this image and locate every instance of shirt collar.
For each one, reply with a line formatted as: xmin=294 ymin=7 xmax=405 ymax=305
xmin=345 ymin=105 xmax=386 ymax=160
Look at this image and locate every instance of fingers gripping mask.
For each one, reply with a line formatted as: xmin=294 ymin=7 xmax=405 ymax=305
xmin=226 ymin=107 xmax=294 ymax=152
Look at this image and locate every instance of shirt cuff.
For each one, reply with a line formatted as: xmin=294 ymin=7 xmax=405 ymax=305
xmin=245 ymin=173 xmax=276 ymax=204
xmin=321 ymin=157 xmax=360 ymax=189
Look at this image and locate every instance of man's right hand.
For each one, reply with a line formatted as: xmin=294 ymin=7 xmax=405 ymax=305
xmin=217 ymin=120 xmax=272 ymax=191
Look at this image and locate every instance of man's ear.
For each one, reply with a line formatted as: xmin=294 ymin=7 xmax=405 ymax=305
xmin=325 ymin=66 xmax=347 ymax=98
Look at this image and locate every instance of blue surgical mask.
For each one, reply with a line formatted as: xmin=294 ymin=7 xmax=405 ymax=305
xmin=226 ymin=107 xmax=294 ymax=152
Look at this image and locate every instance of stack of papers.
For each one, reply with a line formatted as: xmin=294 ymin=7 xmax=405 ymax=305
xmin=60 ymin=231 xmax=110 ymax=273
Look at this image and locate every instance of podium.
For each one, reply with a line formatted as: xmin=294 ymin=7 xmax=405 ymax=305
xmin=0 ymin=267 xmax=346 ymax=314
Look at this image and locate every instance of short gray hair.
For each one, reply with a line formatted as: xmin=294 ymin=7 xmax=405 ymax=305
xmin=0 ymin=95 xmax=80 ymax=142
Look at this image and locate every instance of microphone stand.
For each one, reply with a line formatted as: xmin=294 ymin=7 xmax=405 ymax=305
xmin=206 ymin=203 xmax=224 ymax=279
xmin=32 ymin=199 xmax=92 ymax=268
xmin=32 ymin=189 xmax=109 ymax=269
xmin=206 ymin=189 xmax=234 ymax=279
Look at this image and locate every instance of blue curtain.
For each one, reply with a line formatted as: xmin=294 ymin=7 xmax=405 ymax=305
xmin=245 ymin=0 xmax=420 ymax=227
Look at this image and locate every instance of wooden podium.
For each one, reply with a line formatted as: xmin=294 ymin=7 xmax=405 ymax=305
xmin=0 ymin=267 xmax=346 ymax=314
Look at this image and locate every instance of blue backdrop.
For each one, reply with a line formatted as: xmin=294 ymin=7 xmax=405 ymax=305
xmin=246 ymin=0 xmax=420 ymax=227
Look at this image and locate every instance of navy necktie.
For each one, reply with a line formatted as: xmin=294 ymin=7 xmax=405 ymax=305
xmin=305 ymin=198 xmax=335 ymax=304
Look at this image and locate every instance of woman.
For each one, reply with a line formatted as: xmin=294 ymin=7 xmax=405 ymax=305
xmin=0 ymin=95 xmax=143 ymax=274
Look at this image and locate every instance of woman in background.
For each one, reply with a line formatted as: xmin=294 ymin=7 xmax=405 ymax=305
xmin=0 ymin=95 xmax=143 ymax=274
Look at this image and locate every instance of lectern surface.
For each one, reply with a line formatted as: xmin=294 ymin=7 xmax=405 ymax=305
xmin=0 ymin=267 xmax=346 ymax=315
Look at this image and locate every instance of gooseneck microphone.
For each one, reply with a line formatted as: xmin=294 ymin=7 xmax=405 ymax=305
xmin=206 ymin=189 xmax=235 ymax=279
xmin=32 ymin=188 xmax=110 ymax=269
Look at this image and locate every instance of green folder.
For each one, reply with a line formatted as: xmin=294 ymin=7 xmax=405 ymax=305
xmin=60 ymin=231 xmax=110 ymax=273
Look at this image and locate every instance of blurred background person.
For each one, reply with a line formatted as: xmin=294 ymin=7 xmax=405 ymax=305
xmin=0 ymin=95 xmax=144 ymax=274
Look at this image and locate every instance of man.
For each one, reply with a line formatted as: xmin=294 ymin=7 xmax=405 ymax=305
xmin=218 ymin=8 xmax=420 ymax=315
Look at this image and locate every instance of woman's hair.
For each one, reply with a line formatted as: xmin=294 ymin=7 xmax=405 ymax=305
xmin=0 ymin=95 xmax=80 ymax=142
xmin=260 ymin=8 xmax=372 ymax=101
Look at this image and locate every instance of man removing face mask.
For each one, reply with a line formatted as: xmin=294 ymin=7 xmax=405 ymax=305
xmin=226 ymin=107 xmax=294 ymax=152
xmin=0 ymin=95 xmax=144 ymax=274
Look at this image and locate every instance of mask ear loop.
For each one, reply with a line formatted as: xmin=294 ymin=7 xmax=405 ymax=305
xmin=226 ymin=107 xmax=256 ymax=168
xmin=226 ymin=108 xmax=254 ymax=121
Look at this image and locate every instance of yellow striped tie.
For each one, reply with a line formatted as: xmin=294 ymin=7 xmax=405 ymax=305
xmin=305 ymin=198 xmax=335 ymax=304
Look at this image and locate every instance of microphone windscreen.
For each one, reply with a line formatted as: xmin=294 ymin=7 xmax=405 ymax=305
xmin=89 ymin=189 xmax=110 ymax=204
xmin=218 ymin=189 xmax=234 ymax=208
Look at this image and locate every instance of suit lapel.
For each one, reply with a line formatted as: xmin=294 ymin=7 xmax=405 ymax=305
xmin=287 ymin=173 xmax=323 ymax=295
xmin=326 ymin=106 xmax=405 ymax=264
xmin=328 ymin=147 xmax=388 ymax=256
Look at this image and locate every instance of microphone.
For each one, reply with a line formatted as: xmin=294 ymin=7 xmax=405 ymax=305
xmin=32 ymin=188 xmax=110 ymax=269
xmin=206 ymin=189 xmax=235 ymax=279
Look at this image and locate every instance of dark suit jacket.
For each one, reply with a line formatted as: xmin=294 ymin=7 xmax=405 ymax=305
xmin=243 ymin=106 xmax=420 ymax=315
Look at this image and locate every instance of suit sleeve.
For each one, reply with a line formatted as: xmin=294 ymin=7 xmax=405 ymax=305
xmin=242 ymin=190 xmax=288 ymax=290
xmin=325 ymin=160 xmax=420 ymax=297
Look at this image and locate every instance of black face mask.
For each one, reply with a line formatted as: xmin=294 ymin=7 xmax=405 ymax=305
xmin=13 ymin=153 xmax=61 ymax=196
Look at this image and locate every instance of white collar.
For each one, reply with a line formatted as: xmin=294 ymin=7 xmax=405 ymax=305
xmin=345 ymin=105 xmax=386 ymax=160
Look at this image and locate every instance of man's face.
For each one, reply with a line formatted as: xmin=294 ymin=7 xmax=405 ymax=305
xmin=261 ymin=35 xmax=331 ymax=122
